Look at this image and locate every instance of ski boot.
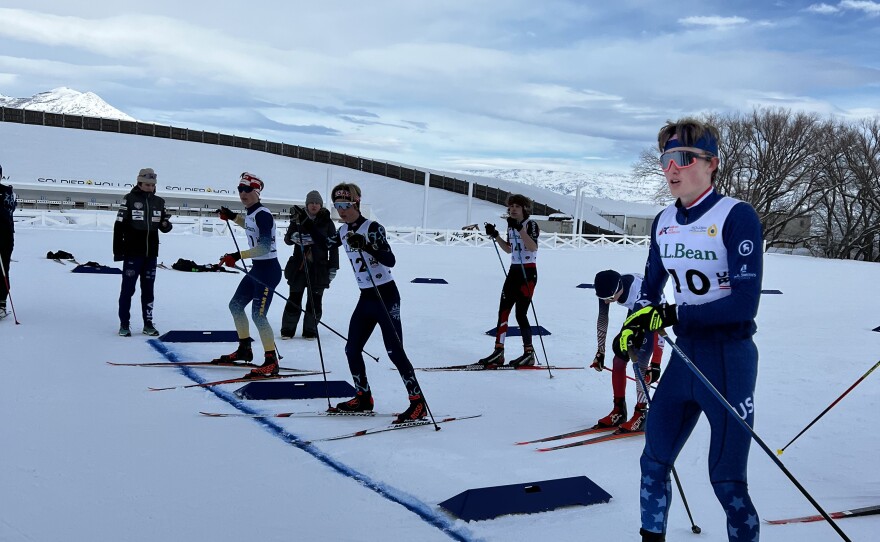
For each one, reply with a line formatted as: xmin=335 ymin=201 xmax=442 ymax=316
xmin=213 ymin=341 xmax=253 ymax=364
xmin=508 ymin=348 xmax=536 ymax=367
xmin=476 ymin=346 xmax=504 ymax=367
xmin=333 ymin=391 xmax=374 ymax=413
xmin=595 ymin=398 xmax=627 ymax=428
xmin=247 ymin=351 xmax=279 ymax=377
xmin=618 ymin=403 xmax=647 ymax=433
xmin=393 ymin=395 xmax=427 ymax=425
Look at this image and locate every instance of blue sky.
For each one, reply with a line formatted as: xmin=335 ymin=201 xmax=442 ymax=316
xmin=0 ymin=1 xmax=878 ymax=174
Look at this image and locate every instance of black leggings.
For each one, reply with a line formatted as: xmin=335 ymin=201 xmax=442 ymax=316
xmin=345 ymin=283 xmax=420 ymax=398
xmin=494 ymin=265 xmax=537 ymax=347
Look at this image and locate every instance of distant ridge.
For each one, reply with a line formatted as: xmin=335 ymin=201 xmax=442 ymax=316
xmin=0 ymin=87 xmax=135 ymax=122
xmin=0 ymin=87 xmax=656 ymax=207
xmin=455 ymin=168 xmax=658 ymax=204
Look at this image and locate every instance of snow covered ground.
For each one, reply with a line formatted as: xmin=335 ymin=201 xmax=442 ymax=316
xmin=1 ymin=225 xmax=878 ymax=542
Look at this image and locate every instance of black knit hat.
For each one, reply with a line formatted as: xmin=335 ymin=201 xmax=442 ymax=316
xmin=594 ymin=270 xmax=622 ymax=299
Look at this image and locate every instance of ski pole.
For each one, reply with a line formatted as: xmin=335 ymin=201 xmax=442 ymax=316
xmin=486 ymin=229 xmax=553 ymax=378
xmin=660 ymin=331 xmax=851 ymax=542
xmin=232 ymin=263 xmax=381 ymax=362
xmin=355 ymin=246 xmax=440 ymax=431
xmin=777 ymin=358 xmax=880 ymax=456
xmin=629 ymin=351 xmax=700 ymax=534
xmin=290 ymin=208 xmax=334 ymax=410
xmin=0 ymin=255 xmax=19 ymax=324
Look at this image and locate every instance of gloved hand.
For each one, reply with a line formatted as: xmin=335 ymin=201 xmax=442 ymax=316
xmin=217 ymin=206 xmax=237 ymax=221
xmin=645 ymin=362 xmax=661 ymax=385
xmin=329 ymin=269 xmax=337 ymax=282
xmin=219 ymin=252 xmax=241 ymax=268
xmin=617 ymin=304 xmax=677 ymax=355
xmin=113 ymin=254 xmax=123 ymax=262
xmin=613 ymin=329 xmax=642 ymax=358
xmin=284 ymin=230 xmax=295 ymax=246
xmin=484 ymin=223 xmax=499 ymax=238
xmin=159 ymin=217 xmax=173 ymax=233
xmin=291 ymin=205 xmax=307 ymax=223
xmin=507 ymin=216 xmax=522 ymax=230
xmin=590 ymin=351 xmax=605 ymax=372
xmin=286 ymin=231 xmax=305 ymax=246
xmin=347 ymin=232 xmax=368 ymax=250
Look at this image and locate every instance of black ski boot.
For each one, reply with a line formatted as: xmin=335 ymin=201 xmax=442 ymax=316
xmin=476 ymin=347 xmax=504 ymax=367
xmin=508 ymin=348 xmax=536 ymax=367
xmin=213 ymin=340 xmax=253 ymax=364
xmin=393 ymin=395 xmax=427 ymax=424
xmin=333 ymin=391 xmax=374 ymax=413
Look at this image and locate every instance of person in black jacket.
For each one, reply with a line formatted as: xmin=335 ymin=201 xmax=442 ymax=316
xmin=280 ymin=190 xmax=339 ymax=339
xmin=0 ymin=163 xmax=15 ymax=319
xmin=113 ymin=168 xmax=172 ymax=337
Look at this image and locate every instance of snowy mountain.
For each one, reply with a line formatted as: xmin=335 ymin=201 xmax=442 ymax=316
xmin=455 ymin=168 xmax=662 ymax=204
xmin=0 ymin=87 xmax=135 ymax=121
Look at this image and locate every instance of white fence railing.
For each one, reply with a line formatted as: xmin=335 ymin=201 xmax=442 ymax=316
xmin=14 ymin=210 xmax=651 ymax=249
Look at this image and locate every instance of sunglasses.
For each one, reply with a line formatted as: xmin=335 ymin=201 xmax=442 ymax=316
xmin=237 ymin=185 xmax=255 ymax=194
xmin=333 ymin=202 xmax=355 ymax=210
xmin=659 ymin=150 xmax=714 ymax=172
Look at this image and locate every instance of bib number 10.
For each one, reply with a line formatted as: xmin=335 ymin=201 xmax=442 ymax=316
xmin=668 ymin=268 xmax=710 ymax=296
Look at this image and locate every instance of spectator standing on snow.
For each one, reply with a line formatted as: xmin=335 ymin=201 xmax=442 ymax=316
xmin=280 ymin=190 xmax=339 ymax=340
xmin=113 ymin=168 xmax=172 ymax=337
xmin=0 ymin=163 xmax=16 ymax=320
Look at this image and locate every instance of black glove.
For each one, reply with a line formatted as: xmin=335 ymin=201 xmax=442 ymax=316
xmin=507 ymin=216 xmax=522 ymax=230
xmin=590 ymin=351 xmax=605 ymax=372
xmin=347 ymin=232 xmax=368 ymax=250
xmin=113 ymin=254 xmax=123 ymax=262
xmin=284 ymin=230 xmax=295 ymax=246
xmin=159 ymin=216 xmax=173 ymax=233
xmin=646 ymin=362 xmax=661 ymax=385
xmin=484 ymin=223 xmax=499 ymax=238
xmin=617 ymin=304 xmax=677 ymax=355
xmin=217 ymin=206 xmax=237 ymax=221
xmin=291 ymin=205 xmax=307 ymax=223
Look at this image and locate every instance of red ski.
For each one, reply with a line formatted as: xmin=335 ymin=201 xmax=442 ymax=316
xmin=108 ymin=361 xmax=315 ymax=372
xmin=516 ymin=425 xmax=616 ymax=445
xmin=148 ymin=371 xmax=321 ymax=391
xmin=537 ymin=429 xmax=644 ymax=452
xmin=199 ymin=410 xmax=391 ymax=419
xmin=416 ymin=364 xmax=582 ymax=372
xmin=766 ymin=504 xmax=880 ymax=525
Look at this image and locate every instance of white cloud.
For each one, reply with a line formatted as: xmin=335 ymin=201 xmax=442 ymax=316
xmin=841 ymin=0 xmax=880 ymax=15
xmin=678 ymin=16 xmax=749 ymax=27
xmin=806 ymin=3 xmax=840 ymax=14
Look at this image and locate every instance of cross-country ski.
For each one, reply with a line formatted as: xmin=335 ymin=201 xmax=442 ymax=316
xmin=147 ymin=372 xmax=321 ymax=391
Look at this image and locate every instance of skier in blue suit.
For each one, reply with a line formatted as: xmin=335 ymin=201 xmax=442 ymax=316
xmin=616 ymin=119 xmax=764 ymax=542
